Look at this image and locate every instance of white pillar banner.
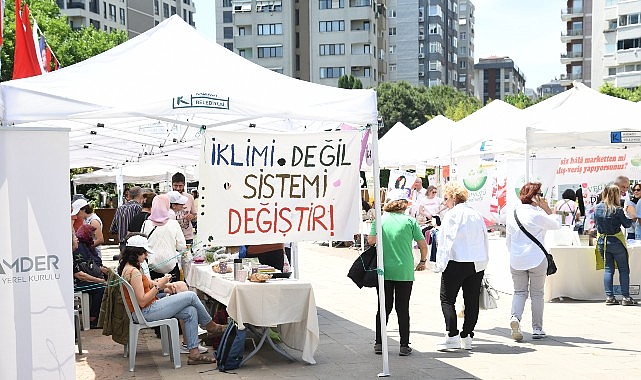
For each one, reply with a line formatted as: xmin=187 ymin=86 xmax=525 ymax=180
xmin=199 ymin=130 xmax=361 ymax=245
xmin=0 ymin=127 xmax=74 ymax=379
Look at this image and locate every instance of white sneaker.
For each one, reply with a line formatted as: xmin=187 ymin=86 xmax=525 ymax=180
xmin=436 ymin=334 xmax=461 ymax=351
xmin=532 ymin=328 xmax=546 ymax=339
xmin=180 ymin=343 xmax=209 ymax=354
xmin=510 ymin=316 xmax=523 ymax=342
xmin=461 ymin=336 xmax=472 ymax=350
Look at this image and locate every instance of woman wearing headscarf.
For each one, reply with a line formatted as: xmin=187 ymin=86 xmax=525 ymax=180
xmin=73 ymin=224 xmax=108 ymax=328
xmin=506 ymin=182 xmax=560 ymax=341
xmin=367 ymin=189 xmax=428 ymax=357
xmin=434 ymin=182 xmax=488 ymax=351
xmin=595 ymin=184 xmax=636 ymax=306
xmin=141 ymin=194 xmax=186 ymax=282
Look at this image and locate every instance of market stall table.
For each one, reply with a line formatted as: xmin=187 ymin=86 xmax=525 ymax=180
xmin=185 ymin=263 xmax=319 ymax=364
xmin=544 ymin=245 xmax=641 ymax=301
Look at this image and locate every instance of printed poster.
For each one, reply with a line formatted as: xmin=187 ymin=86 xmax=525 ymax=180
xmin=198 ymin=130 xmax=362 ymax=245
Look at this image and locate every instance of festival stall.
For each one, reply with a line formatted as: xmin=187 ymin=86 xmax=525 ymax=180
xmin=0 ymin=16 xmax=394 ymax=377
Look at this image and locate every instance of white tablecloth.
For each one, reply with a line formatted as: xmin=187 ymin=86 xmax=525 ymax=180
xmin=544 ymin=245 xmax=641 ymax=301
xmin=186 ymin=263 xmax=319 ymax=364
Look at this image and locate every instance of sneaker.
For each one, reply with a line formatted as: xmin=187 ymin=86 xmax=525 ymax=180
xmin=461 ymin=336 xmax=472 ymax=350
xmin=510 ymin=316 xmax=523 ymax=342
xmin=399 ymin=346 xmax=412 ymax=356
xmin=436 ymin=334 xmax=461 ymax=351
xmin=605 ymin=297 xmax=618 ymax=305
xmin=532 ymin=328 xmax=546 ymax=339
xmin=374 ymin=343 xmax=382 ymax=355
xmin=621 ymin=297 xmax=638 ymax=306
xmin=180 ymin=343 xmax=209 ymax=354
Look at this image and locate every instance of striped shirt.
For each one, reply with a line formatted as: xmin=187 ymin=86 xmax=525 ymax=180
xmin=109 ymin=201 xmax=142 ymax=243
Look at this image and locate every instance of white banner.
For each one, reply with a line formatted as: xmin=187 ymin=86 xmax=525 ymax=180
xmin=199 ymin=130 xmax=361 ymax=245
xmin=0 ymin=127 xmax=74 ymax=379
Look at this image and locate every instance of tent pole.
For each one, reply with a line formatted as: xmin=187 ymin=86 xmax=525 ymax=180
xmin=371 ymin=122 xmax=390 ymax=377
xmin=525 ymin=127 xmax=531 ymax=182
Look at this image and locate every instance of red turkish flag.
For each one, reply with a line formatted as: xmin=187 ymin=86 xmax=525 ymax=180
xmin=13 ymin=0 xmax=43 ymax=79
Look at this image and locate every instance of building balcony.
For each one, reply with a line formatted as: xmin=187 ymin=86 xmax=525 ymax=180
xmin=561 ymin=7 xmax=583 ymax=21
xmin=560 ymin=29 xmax=583 ymax=43
xmin=617 ymin=48 xmax=641 ymax=65
xmin=559 ymin=73 xmax=583 ymax=86
xmin=560 ymin=51 xmax=583 ymax=63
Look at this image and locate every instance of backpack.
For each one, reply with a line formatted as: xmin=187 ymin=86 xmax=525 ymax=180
xmin=215 ymin=320 xmax=246 ymax=372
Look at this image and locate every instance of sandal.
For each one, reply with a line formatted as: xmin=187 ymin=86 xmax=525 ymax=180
xmin=187 ymin=354 xmax=216 ymax=365
xmin=205 ymin=322 xmax=227 ymax=337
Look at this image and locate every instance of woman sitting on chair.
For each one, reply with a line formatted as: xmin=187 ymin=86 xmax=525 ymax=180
xmin=118 ymin=234 xmax=225 ymax=365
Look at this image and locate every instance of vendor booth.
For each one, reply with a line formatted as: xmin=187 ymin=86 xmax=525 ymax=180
xmin=0 ymin=16 xmax=388 ymax=378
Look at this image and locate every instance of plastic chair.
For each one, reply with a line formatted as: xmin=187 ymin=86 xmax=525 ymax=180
xmin=115 ymin=272 xmax=181 ymax=371
xmin=74 ymin=291 xmax=91 ymax=331
xmin=74 ymin=310 xmax=83 ymax=354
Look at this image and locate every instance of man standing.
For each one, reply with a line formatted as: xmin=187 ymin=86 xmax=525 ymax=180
xmin=408 ymin=177 xmax=428 ymax=219
xmin=110 ymin=186 xmax=144 ymax=252
xmin=172 ymin=172 xmax=197 ymax=244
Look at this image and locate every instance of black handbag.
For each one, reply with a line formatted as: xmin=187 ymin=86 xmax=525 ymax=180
xmin=347 ymin=245 xmax=379 ymax=288
xmin=513 ymin=209 xmax=557 ymax=276
xmin=77 ymin=259 xmax=104 ymax=279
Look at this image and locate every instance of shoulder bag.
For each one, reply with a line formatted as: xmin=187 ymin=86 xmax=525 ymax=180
xmin=513 ymin=209 xmax=557 ymax=276
xmin=479 ymin=276 xmax=498 ymax=310
xmin=347 ymin=245 xmax=379 ymax=288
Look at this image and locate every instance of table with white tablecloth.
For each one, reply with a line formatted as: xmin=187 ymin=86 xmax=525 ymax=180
xmin=544 ymin=245 xmax=641 ymax=301
xmin=186 ymin=263 xmax=319 ymax=364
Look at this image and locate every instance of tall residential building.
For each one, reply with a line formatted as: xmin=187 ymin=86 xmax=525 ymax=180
xmin=216 ymin=1 xmax=387 ymax=88
xmin=56 ymin=0 xmax=196 ymax=38
xmin=561 ymin=0 xmax=641 ymax=90
xmin=474 ymin=56 xmax=526 ymax=105
xmin=457 ymin=0 xmax=474 ymax=95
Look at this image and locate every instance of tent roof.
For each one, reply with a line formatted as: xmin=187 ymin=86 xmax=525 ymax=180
xmin=409 ymin=115 xmax=456 ymax=165
xmin=378 ymin=122 xmax=413 ymax=167
xmin=523 ymin=82 xmax=639 ymax=149
xmin=0 ymin=16 xmax=378 ymax=168
xmin=71 ymin=162 xmax=198 ymax=185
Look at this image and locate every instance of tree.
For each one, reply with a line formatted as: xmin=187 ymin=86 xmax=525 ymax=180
xmin=337 ymin=74 xmax=363 ymax=89
xmin=600 ymin=82 xmax=641 ymax=102
xmin=504 ymin=92 xmax=534 ymax=109
xmin=1 ymin=0 xmax=127 ymax=81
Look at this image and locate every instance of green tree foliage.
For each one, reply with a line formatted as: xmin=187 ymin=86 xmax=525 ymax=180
xmin=337 ymin=74 xmax=363 ymax=89
xmin=1 ymin=0 xmax=127 ymax=81
xmin=600 ymin=82 xmax=641 ymax=102
xmin=375 ymin=82 xmax=481 ymax=136
xmin=504 ymin=92 xmax=534 ymax=109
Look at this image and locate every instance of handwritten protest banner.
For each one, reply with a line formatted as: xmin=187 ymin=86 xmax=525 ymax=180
xmin=198 ymin=130 xmax=361 ymax=245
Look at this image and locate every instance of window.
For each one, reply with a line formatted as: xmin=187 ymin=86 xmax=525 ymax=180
xmin=238 ymin=26 xmax=246 ymax=35
xmin=363 ymin=21 xmax=370 ymax=31
xmin=320 ymin=67 xmax=345 ymax=78
xmin=429 ymin=61 xmax=438 ymax=71
xmin=271 ymin=68 xmax=284 ymax=74
xmin=296 ymin=32 xmax=300 ymax=48
xmin=119 ymin=8 xmax=125 ymax=24
xmin=429 ymin=42 xmax=441 ymax=53
xmin=223 ymin=11 xmax=232 ymax=23
xmin=223 ymin=0 xmax=232 ymax=6
xmin=223 ymin=42 xmax=233 ymax=51
xmin=154 ymin=0 xmax=159 ymax=15
xmin=223 ymin=27 xmax=233 ymax=39
xmin=387 ymin=8 xmax=396 ymax=18
xmin=233 ymin=0 xmax=252 ymax=12
xmin=460 ymin=60 xmax=467 ymax=69
xmin=320 ymin=0 xmax=344 ymax=8
xmin=257 ymin=0 xmax=282 ymax=12
xmin=389 ymin=63 xmax=397 ymax=72
xmin=320 ymin=43 xmax=345 ymax=55
xmin=258 ymin=45 xmax=283 ymax=58
xmin=239 ymin=48 xmax=252 ymax=58
xmin=618 ymin=38 xmax=641 ymax=50
xmin=428 ymin=5 xmax=442 ymax=17
xmin=109 ymin=4 xmax=116 ymax=21
xmin=170 ymin=6 xmax=176 ymax=16
xmin=460 ymin=31 xmax=466 ymax=40
xmin=163 ymin=3 xmax=169 ymax=18
xmin=258 ymin=24 xmax=283 ymax=35
xmin=389 ymin=45 xmax=396 ymax=54
xmin=364 ymin=68 xmax=371 ymax=77
xmin=428 ymin=24 xmax=440 ymax=35
xmin=389 ymin=27 xmax=396 ymax=36
xmin=459 ymin=46 xmax=467 ymax=55
xmin=319 ymin=20 xmax=345 ymax=32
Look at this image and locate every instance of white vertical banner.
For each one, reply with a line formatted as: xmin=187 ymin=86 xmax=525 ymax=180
xmin=456 ymin=156 xmax=495 ymax=225
xmin=199 ymin=130 xmax=361 ymax=245
xmin=0 ymin=127 xmax=74 ymax=379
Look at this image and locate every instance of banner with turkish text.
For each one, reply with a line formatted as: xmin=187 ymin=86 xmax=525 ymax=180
xmin=199 ymin=130 xmax=362 ymax=245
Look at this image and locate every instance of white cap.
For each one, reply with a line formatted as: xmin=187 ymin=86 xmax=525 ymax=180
xmin=71 ymin=198 xmax=89 ymax=216
xmin=167 ymin=190 xmax=188 ymax=205
xmin=126 ymin=235 xmax=155 ymax=254
xmin=386 ymin=189 xmax=408 ymax=202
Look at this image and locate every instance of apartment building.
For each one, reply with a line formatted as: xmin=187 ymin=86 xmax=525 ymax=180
xmin=562 ymin=0 xmax=641 ymax=90
xmin=474 ymin=56 xmax=526 ymax=105
xmin=457 ymin=0 xmax=474 ymax=95
xmin=216 ymin=0 xmax=387 ymax=88
xmin=56 ymin=0 xmax=196 ymax=38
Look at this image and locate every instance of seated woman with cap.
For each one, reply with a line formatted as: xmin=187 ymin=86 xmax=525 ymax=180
xmin=118 ymin=234 xmax=226 ymax=365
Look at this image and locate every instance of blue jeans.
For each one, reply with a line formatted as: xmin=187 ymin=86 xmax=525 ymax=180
xmin=141 ymin=291 xmax=212 ymax=350
xmin=601 ymin=240 xmax=631 ymax=298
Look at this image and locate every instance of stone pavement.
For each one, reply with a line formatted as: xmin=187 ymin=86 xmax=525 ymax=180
xmin=76 ymin=242 xmax=641 ymax=379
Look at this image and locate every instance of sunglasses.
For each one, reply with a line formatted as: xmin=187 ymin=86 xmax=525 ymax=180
xmin=634 ymin=188 xmax=641 ymax=192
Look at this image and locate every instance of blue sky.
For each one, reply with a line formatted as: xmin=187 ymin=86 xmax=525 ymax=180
xmin=194 ymin=1 xmax=565 ymax=89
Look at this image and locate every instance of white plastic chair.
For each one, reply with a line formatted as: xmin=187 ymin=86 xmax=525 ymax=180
xmin=115 ymin=272 xmax=181 ymax=371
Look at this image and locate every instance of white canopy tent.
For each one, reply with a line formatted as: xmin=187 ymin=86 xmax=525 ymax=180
xmin=0 ymin=16 xmax=402 ymax=376
xmin=408 ymin=115 xmax=456 ymax=165
xmin=71 ymin=163 xmax=197 ymax=185
xmin=377 ymin=121 xmax=413 ymax=167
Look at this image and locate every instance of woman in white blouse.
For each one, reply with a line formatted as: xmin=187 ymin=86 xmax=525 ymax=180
xmin=434 ymin=182 xmax=489 ymax=352
xmin=506 ymin=182 xmax=560 ymax=341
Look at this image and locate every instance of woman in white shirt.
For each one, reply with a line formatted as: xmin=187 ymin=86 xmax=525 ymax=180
xmin=554 ymin=188 xmax=580 ymax=227
xmin=142 ymin=194 xmax=186 ymax=282
xmin=434 ymin=182 xmax=489 ymax=352
xmin=506 ymin=182 xmax=560 ymax=342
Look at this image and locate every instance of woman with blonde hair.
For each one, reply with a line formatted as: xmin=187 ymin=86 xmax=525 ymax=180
xmin=435 ymin=182 xmax=488 ymax=351
xmin=506 ymin=182 xmax=560 ymax=341
xmin=595 ymin=184 xmax=636 ymax=305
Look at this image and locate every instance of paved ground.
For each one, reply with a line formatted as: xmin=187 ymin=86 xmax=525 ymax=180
xmin=76 ymin=241 xmax=641 ymax=379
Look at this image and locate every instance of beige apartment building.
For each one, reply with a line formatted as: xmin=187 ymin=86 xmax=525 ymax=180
xmin=216 ymin=0 xmax=387 ymax=88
